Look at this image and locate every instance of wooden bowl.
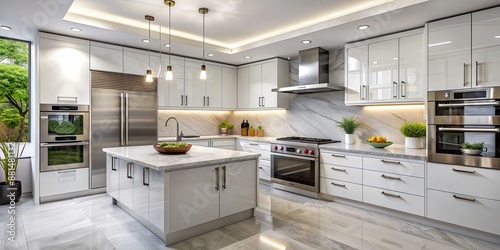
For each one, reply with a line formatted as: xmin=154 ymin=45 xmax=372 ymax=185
xmin=153 ymin=143 xmax=192 ymax=154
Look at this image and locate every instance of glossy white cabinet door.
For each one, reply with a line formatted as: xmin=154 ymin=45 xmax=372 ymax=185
xmin=90 ymin=42 xmax=123 ymax=73
xmin=167 ymin=58 xmax=186 ymax=107
xmin=220 ymin=160 xmax=257 ymax=217
xmin=222 ymin=67 xmax=237 ymax=109
xmin=345 ymin=45 xmax=368 ymax=104
xmin=184 ymin=60 xmax=204 ymax=108
xmin=249 ymin=65 xmax=262 ymax=108
xmin=399 ymin=33 xmax=424 ymax=99
xmin=39 ymin=36 xmax=90 ymax=105
xmin=168 ymin=165 xmax=220 ymax=232
xmin=133 ymin=164 xmax=149 ymax=220
xmin=39 ymin=168 xmax=89 ymax=197
xmin=106 ymin=156 xmax=120 ymax=200
xmin=368 ymin=39 xmax=399 ymax=102
xmin=261 ymin=61 xmax=277 ymax=107
xmin=205 ymin=64 xmax=222 ymax=108
xmin=428 ymin=14 xmax=472 ymax=91
xmin=148 ymin=168 xmax=165 ymax=231
xmin=118 ymin=160 xmax=134 ymax=209
xmin=123 ymin=48 xmax=161 ymax=77
xmin=472 ymin=6 xmax=500 ymax=88
xmin=237 ymin=67 xmax=250 ymax=108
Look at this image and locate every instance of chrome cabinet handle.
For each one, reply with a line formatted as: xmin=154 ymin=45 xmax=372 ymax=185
xmin=58 ymin=169 xmax=76 ymax=173
xmin=222 ymin=166 xmax=227 ymax=190
xmin=203 ymin=96 xmax=206 ymax=106
xmin=331 ymin=182 xmax=346 ymax=187
xmin=249 ymin=143 xmax=259 ymax=146
xmin=475 ymin=61 xmax=479 ymax=86
xmin=453 ymin=194 xmax=476 ymax=202
xmin=381 ymin=159 xmax=401 ymax=165
xmin=401 ymin=81 xmax=406 ymax=98
xmin=127 ymin=163 xmax=134 ymax=179
xmin=215 ymin=167 xmax=219 ymax=191
xmin=207 ymin=96 xmax=209 ymax=106
xmin=361 ymin=85 xmax=366 ymax=100
xmin=262 ymin=96 xmax=265 ymax=107
xmin=393 ymin=81 xmax=398 ymax=99
xmin=259 ymin=97 xmax=262 ymax=107
xmin=258 ymin=166 xmax=263 ymax=169
xmin=331 ymin=167 xmax=346 ymax=172
xmin=185 ymin=95 xmax=188 ymax=106
xmin=181 ymin=95 xmax=184 ymax=106
xmin=40 ymin=141 xmax=89 ymax=147
xmin=452 ymin=168 xmax=476 ymax=174
xmin=381 ymin=174 xmax=402 ymax=181
xmin=57 ymin=96 xmax=78 ymax=102
xmin=120 ymin=93 xmax=124 ymax=146
xmin=331 ymin=154 xmax=346 ymax=158
xmin=111 ymin=157 xmax=117 ymax=171
xmin=143 ymin=167 xmax=150 ymax=186
xmin=463 ymin=63 xmax=467 ymax=86
xmin=381 ymin=191 xmax=401 ymax=198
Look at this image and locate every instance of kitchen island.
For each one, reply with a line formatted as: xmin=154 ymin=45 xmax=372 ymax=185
xmin=103 ymin=145 xmax=260 ymax=246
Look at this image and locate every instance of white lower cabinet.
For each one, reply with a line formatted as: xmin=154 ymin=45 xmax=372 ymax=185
xmin=40 ymin=168 xmax=89 ymax=197
xmin=118 ymin=159 xmax=134 ymax=208
xmin=238 ymin=139 xmax=271 ymax=181
xmin=363 ymin=170 xmax=424 ymax=196
xmin=320 ymin=178 xmax=362 ymax=202
xmin=133 ymin=164 xmax=149 ymax=220
xmin=106 ymin=156 xmax=120 ymax=200
xmin=427 ymin=189 xmax=500 ymax=235
xmin=168 ymin=160 xmax=257 ymax=232
xmin=363 ymin=186 xmax=425 ymax=216
xmin=258 ymin=159 xmax=271 ymax=181
xmin=321 ymin=164 xmax=362 ymax=184
xmin=186 ymin=138 xmax=236 ymax=150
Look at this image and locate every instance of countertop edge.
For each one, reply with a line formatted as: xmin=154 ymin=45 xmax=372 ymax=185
xmin=319 ymin=145 xmax=427 ymax=161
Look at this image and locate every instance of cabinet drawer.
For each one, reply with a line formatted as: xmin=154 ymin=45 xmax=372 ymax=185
xmin=428 ymin=162 xmax=500 ymax=200
xmin=363 ymin=186 xmax=424 ymax=216
xmin=239 ymin=141 xmax=270 ymax=151
xmin=40 ymin=168 xmax=89 ymax=197
xmin=211 ymin=139 xmax=236 ymax=147
xmin=363 ymin=170 xmax=424 ymax=196
xmin=428 ymin=189 xmax=500 ymax=235
xmin=320 ymin=151 xmax=362 ymax=168
xmin=320 ymin=178 xmax=362 ymax=202
xmin=258 ymin=160 xmax=271 ymax=181
xmin=320 ymin=163 xmax=362 ymax=184
xmin=189 ymin=140 xmax=211 ymax=147
xmin=363 ymin=157 xmax=424 ymax=178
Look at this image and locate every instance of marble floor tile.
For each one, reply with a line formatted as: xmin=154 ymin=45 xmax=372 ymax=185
xmin=170 ymin=230 xmax=239 ymax=250
xmin=221 ymin=230 xmax=317 ymax=250
xmin=26 ymin=224 xmax=114 ymax=250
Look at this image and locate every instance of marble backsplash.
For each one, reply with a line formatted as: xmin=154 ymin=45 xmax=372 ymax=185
xmin=158 ymin=48 xmax=425 ymax=144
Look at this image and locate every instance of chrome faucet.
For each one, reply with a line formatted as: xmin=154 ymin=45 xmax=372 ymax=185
xmin=165 ymin=117 xmax=181 ymax=142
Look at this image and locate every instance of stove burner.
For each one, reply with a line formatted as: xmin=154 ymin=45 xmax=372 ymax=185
xmin=276 ymin=136 xmax=340 ymax=144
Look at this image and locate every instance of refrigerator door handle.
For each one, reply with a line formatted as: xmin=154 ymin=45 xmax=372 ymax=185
xmin=120 ymin=93 xmax=125 ymax=146
xmin=125 ymin=93 xmax=129 ymax=145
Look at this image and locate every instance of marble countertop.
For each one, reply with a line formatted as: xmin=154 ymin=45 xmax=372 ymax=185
xmin=320 ymin=142 xmax=427 ymax=161
xmin=158 ymin=135 xmax=277 ymax=143
xmin=103 ymin=145 xmax=260 ymax=172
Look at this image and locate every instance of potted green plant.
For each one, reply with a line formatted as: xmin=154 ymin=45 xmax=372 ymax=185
xmin=218 ymin=120 xmax=234 ymax=135
xmin=337 ymin=117 xmax=361 ymax=145
xmin=0 ymin=129 xmax=26 ymax=205
xmin=248 ymin=125 xmax=256 ymax=136
xmin=257 ymin=125 xmax=264 ymax=137
xmin=399 ymin=122 xmax=426 ymax=149
xmin=460 ymin=142 xmax=485 ymax=155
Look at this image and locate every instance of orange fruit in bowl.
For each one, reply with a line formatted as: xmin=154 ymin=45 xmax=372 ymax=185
xmin=368 ymin=136 xmax=388 ymax=143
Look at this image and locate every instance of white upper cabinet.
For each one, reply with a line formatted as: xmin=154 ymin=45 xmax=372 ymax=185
xmin=183 ymin=60 xmax=223 ymax=109
xmin=222 ymin=67 xmax=237 ymax=109
xmin=428 ymin=7 xmax=500 ymax=91
xmin=163 ymin=56 xmax=185 ymax=107
xmin=39 ymin=33 xmax=90 ymax=105
xmin=345 ymin=29 xmax=424 ymax=105
xmin=90 ymin=42 xmax=123 ymax=73
xmin=237 ymin=58 xmax=289 ymax=109
xmin=123 ymin=47 xmax=160 ymax=76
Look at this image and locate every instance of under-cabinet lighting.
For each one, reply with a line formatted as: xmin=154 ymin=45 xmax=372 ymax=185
xmin=372 ymin=61 xmax=378 ymax=64
xmin=428 ymin=41 xmax=451 ymax=47
xmin=207 ymin=53 xmax=214 ymax=57
xmin=393 ymin=57 xmax=398 ymax=60
xmin=301 ymin=40 xmax=311 ymax=44
xmin=70 ymin=28 xmax=82 ymax=32
xmin=164 ymin=43 xmax=172 ymax=47
xmin=1 ymin=26 xmax=11 ymax=30
xmin=244 ymin=56 xmax=252 ymax=59
xmin=142 ymin=39 xmax=150 ymax=43
xmin=357 ymin=25 xmax=370 ymax=30
xmin=495 ymin=35 xmax=500 ymax=39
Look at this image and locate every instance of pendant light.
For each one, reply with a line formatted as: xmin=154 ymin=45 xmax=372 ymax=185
xmin=145 ymin=15 xmax=154 ymax=83
xmin=199 ymin=8 xmax=208 ymax=80
xmin=165 ymin=0 xmax=175 ymax=80
xmin=157 ymin=24 xmax=163 ymax=78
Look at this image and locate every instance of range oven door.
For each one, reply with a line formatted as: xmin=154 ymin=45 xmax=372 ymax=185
xmin=40 ymin=141 xmax=89 ymax=172
xmin=428 ymin=125 xmax=500 ymax=169
xmin=40 ymin=111 xmax=89 ymax=142
xmin=271 ymin=153 xmax=319 ymax=193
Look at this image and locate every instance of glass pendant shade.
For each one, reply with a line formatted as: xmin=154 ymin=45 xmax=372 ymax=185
xmin=200 ymin=64 xmax=207 ymax=80
xmin=145 ymin=69 xmax=154 ymax=82
xmin=166 ymin=65 xmax=173 ymax=80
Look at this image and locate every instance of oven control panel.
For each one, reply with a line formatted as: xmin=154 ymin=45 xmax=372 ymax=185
xmin=272 ymin=143 xmax=317 ymax=157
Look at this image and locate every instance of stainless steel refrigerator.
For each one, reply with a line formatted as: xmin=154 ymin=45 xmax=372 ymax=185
xmin=90 ymin=71 xmax=157 ymax=189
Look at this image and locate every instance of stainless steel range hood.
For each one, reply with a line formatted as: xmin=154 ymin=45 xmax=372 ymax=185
xmin=272 ymin=47 xmax=343 ymax=94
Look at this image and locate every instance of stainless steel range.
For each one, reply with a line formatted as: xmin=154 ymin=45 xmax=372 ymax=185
xmin=271 ymin=137 xmax=340 ymax=198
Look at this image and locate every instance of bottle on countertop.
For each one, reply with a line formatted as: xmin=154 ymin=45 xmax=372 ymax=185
xmin=241 ymin=119 xmax=248 ymax=136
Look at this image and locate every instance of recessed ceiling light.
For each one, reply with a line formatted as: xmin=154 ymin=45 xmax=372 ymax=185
xmin=495 ymin=35 xmax=500 ymax=39
xmin=428 ymin=41 xmax=451 ymax=47
xmin=207 ymin=53 xmax=214 ymax=57
xmin=244 ymin=56 xmax=252 ymax=59
xmin=70 ymin=28 xmax=82 ymax=32
xmin=164 ymin=43 xmax=172 ymax=47
xmin=357 ymin=25 xmax=370 ymax=30
xmin=1 ymin=26 xmax=12 ymax=31
xmin=372 ymin=61 xmax=378 ymax=64
xmin=301 ymin=40 xmax=311 ymax=44
xmin=393 ymin=57 xmax=398 ymax=60
xmin=142 ymin=39 xmax=150 ymax=43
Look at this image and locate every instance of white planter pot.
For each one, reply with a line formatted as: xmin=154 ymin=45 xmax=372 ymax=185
xmin=405 ymin=137 xmax=425 ymax=149
xmin=345 ymin=134 xmax=355 ymax=145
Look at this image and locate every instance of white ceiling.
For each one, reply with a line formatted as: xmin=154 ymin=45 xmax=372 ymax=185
xmin=0 ymin=0 xmax=499 ymax=65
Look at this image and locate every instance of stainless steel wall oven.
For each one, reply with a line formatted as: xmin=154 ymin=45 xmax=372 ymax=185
xmin=428 ymin=88 xmax=500 ymax=169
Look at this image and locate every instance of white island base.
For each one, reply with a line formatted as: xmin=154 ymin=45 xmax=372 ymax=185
xmin=103 ymin=145 xmax=260 ymax=246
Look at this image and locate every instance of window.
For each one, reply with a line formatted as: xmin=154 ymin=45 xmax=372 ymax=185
xmin=0 ymin=37 xmax=29 ymax=142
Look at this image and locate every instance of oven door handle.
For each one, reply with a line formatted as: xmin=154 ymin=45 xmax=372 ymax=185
xmin=437 ymin=101 xmax=500 ymax=107
xmin=438 ymin=127 xmax=500 ymax=133
xmin=40 ymin=141 xmax=89 ymax=147
xmin=271 ymin=153 xmax=315 ymax=161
